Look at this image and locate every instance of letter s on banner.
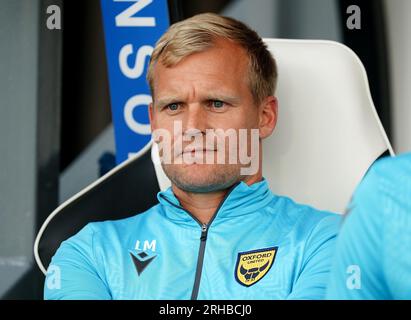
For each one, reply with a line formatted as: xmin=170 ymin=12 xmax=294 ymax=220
xmin=124 ymin=94 xmax=152 ymax=135
xmin=119 ymin=44 xmax=153 ymax=79
xmin=101 ymin=0 xmax=170 ymax=164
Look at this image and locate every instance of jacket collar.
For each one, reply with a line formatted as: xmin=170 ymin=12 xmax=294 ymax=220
xmin=157 ymin=178 xmax=275 ymax=227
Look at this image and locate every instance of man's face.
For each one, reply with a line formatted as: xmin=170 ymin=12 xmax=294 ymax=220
xmin=149 ymin=38 xmax=275 ymax=193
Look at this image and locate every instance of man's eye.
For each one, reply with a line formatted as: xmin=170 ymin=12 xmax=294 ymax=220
xmin=211 ymin=100 xmax=225 ymax=109
xmin=166 ymin=103 xmax=180 ymax=111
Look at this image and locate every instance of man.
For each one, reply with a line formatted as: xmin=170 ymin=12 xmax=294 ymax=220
xmin=45 ymin=13 xmax=340 ymax=300
xmin=327 ymin=153 xmax=411 ymax=299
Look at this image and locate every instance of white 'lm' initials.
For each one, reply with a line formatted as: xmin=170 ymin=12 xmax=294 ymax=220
xmin=135 ymin=240 xmax=157 ymax=252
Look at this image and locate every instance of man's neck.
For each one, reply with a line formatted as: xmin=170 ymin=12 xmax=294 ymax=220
xmin=172 ymin=188 xmax=226 ymax=225
xmin=172 ymin=174 xmax=262 ymax=225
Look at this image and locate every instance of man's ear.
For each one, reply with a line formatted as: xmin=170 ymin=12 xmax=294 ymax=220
xmin=258 ymin=96 xmax=278 ymax=139
xmin=149 ymin=102 xmax=155 ymax=133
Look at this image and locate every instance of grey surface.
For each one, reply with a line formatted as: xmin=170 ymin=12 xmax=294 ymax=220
xmin=276 ymin=0 xmax=342 ymax=41
xmin=222 ymin=0 xmax=342 ymax=41
xmin=0 ymin=0 xmax=40 ymax=296
xmin=384 ymin=0 xmax=411 ymax=153
xmin=222 ymin=0 xmax=280 ymax=38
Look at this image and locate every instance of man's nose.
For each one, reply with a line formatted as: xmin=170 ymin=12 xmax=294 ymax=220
xmin=183 ymin=104 xmax=207 ymax=133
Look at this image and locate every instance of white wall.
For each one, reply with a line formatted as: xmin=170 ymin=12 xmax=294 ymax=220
xmin=384 ymin=0 xmax=411 ymax=154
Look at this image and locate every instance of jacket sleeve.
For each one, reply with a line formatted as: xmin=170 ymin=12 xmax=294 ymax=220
xmin=325 ymin=162 xmax=391 ymax=300
xmin=44 ymin=223 xmax=111 ymax=300
xmin=287 ymin=214 xmax=341 ymax=300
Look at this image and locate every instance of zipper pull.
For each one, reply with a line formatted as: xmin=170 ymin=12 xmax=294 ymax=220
xmin=200 ymin=223 xmax=208 ymax=241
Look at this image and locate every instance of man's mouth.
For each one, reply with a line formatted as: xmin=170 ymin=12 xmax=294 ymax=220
xmin=181 ymin=148 xmax=216 ymax=155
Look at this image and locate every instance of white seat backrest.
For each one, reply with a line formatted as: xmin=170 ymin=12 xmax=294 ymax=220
xmin=152 ymin=39 xmax=394 ymax=214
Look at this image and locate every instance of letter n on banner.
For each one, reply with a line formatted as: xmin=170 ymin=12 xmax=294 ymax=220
xmin=101 ymin=0 xmax=170 ymax=164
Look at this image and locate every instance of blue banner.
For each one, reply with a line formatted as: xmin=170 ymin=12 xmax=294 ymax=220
xmin=101 ymin=0 xmax=170 ymax=164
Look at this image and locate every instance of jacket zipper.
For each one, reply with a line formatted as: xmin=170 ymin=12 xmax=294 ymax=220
xmin=190 ymin=223 xmax=208 ymax=300
xmin=159 ymin=182 xmax=240 ymax=300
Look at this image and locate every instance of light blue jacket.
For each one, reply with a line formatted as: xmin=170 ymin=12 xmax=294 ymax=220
xmin=44 ymin=179 xmax=340 ymax=299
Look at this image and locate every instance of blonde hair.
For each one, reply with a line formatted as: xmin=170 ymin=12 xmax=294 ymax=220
xmin=147 ymin=13 xmax=277 ymax=104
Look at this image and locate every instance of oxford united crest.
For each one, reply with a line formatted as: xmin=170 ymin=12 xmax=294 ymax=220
xmin=235 ymin=247 xmax=278 ymax=287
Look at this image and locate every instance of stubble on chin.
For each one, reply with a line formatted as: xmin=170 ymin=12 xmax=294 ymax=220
xmin=162 ymin=163 xmax=241 ymax=193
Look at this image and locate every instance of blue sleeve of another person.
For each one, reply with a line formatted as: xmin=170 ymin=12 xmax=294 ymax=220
xmin=326 ymin=154 xmax=411 ymax=299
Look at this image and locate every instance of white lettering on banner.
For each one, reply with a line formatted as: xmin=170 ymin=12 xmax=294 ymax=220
xmin=115 ymin=0 xmax=156 ymax=27
xmin=119 ymin=44 xmax=154 ymax=79
xmin=113 ymin=0 xmax=156 ymax=154
xmin=124 ymin=94 xmax=152 ymax=135
xmin=102 ymin=0 xmax=165 ymax=160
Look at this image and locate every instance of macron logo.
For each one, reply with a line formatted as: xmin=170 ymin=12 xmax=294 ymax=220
xmin=130 ymin=251 xmax=157 ymax=276
xmin=131 ymin=240 xmax=157 ymax=276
